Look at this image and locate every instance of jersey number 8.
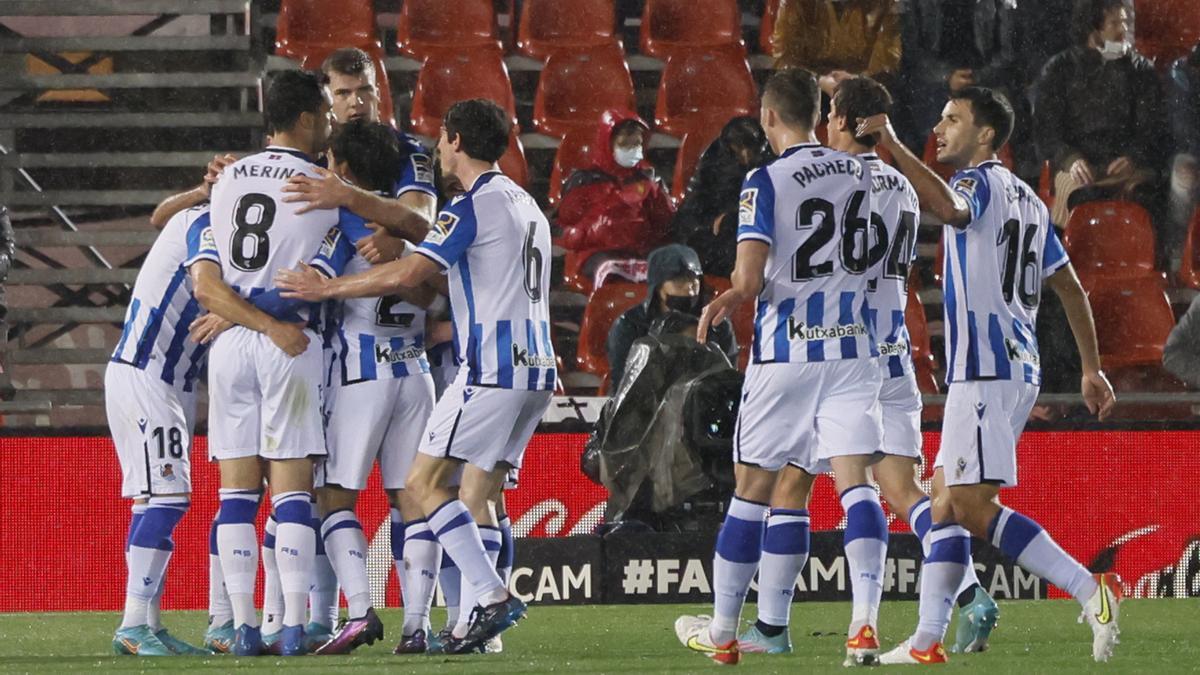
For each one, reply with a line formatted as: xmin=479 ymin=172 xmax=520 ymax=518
xmin=230 ymin=193 xmax=275 ymax=272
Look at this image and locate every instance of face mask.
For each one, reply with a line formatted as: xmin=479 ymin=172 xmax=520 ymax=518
xmin=1100 ymin=40 xmax=1129 ymax=61
xmin=664 ymin=294 xmax=699 ymax=315
xmin=613 ymin=145 xmax=643 ymax=168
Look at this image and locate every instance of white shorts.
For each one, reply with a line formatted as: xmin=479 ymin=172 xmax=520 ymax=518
xmin=935 ymin=380 xmax=1038 ymax=487
xmin=734 ymin=359 xmax=884 ymax=474
xmin=207 ymin=326 xmax=327 ymax=461
xmin=878 ymin=372 xmax=923 ymax=460
xmin=319 ymin=374 xmax=436 ymax=490
xmin=106 ymin=362 xmax=197 ymax=498
xmin=417 ymin=370 xmax=553 ymax=472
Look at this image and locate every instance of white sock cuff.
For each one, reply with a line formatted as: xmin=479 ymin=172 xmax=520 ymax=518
xmin=320 ymin=509 xmax=361 ymax=538
xmin=148 ymin=495 xmax=190 ymax=511
xmin=271 ymin=490 xmax=310 ymax=508
xmin=767 ymin=511 xmax=810 ymax=527
xmin=727 ymin=496 xmax=769 ymax=522
xmin=131 ymin=502 xmax=149 ymax=515
xmin=839 ymin=484 xmax=880 ymax=509
xmin=929 ymin=524 xmax=971 ymax=545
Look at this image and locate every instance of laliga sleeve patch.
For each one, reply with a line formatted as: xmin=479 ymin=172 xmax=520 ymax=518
xmin=411 ymin=153 xmax=434 ymax=185
xmin=199 ymin=226 xmax=217 ymax=252
xmin=739 ymin=188 xmax=758 ymax=228
xmin=425 ymin=211 xmax=460 ymax=245
xmin=317 ymin=227 xmax=342 ymax=257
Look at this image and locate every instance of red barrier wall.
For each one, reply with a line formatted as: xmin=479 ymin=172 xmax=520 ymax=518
xmin=1 ymin=431 xmax=1196 ymax=610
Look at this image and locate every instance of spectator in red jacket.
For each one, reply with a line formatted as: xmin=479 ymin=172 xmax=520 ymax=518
xmin=558 ymin=109 xmax=676 ymax=278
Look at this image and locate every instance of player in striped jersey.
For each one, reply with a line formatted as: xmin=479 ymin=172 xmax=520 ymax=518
xmin=276 ymin=99 xmax=552 ymax=654
xmin=107 ymin=204 xmax=216 ymax=657
xmin=674 ymin=69 xmax=890 ymax=667
xmin=858 ymin=87 xmax=1119 ymax=664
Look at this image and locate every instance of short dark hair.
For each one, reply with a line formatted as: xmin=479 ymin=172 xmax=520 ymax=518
xmin=264 ymin=69 xmax=325 ymax=135
xmin=831 ymin=76 xmax=893 ymax=148
xmin=762 ymin=68 xmax=820 ymax=130
xmin=329 ymin=119 xmax=400 ymax=193
xmin=444 ymin=99 xmax=510 ymax=164
xmin=1072 ymin=0 xmax=1125 ymax=43
xmin=320 ymin=47 xmax=375 ymax=82
xmin=949 ymin=86 xmax=1014 ymax=151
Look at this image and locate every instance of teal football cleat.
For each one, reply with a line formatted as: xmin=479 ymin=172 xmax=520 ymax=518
xmin=304 ymin=622 xmax=334 ymax=651
xmin=204 ymin=620 xmax=235 ymax=654
xmin=155 ymin=629 xmax=211 ymax=655
xmin=112 ymin=625 xmax=173 ymax=656
xmin=260 ymin=629 xmax=281 ymax=656
xmin=737 ymin=623 xmax=793 ymax=654
xmin=953 ymin=586 xmax=1000 ymax=653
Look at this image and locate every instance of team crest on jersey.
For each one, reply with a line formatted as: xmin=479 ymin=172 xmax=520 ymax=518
xmin=426 ymin=212 xmax=459 ymax=245
xmin=738 ymin=188 xmax=758 ymax=227
xmin=411 ymin=153 xmax=433 ymax=186
xmin=160 ymin=463 xmax=176 ymax=481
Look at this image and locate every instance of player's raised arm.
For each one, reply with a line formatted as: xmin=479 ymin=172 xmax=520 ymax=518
xmin=275 ymin=253 xmax=441 ymax=302
xmin=282 ymin=167 xmax=436 ymax=243
xmin=149 ymin=154 xmax=238 ymax=228
xmin=856 ymin=113 xmax=972 ymax=227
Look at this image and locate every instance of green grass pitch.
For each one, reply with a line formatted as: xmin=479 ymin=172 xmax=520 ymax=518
xmin=0 ymin=600 xmax=1196 ymax=673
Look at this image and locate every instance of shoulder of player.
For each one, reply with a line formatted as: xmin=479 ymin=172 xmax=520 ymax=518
xmin=391 ymin=129 xmax=430 ymax=156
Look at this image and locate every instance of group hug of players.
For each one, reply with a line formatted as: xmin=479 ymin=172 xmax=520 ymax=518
xmin=108 ymin=48 xmax=551 ymax=657
xmin=107 ymin=46 xmax=1123 ymax=664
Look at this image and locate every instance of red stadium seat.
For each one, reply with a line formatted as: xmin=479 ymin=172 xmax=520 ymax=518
xmin=671 ymin=121 xmax=725 ymax=201
xmin=275 ymin=0 xmax=379 ymax=59
xmin=548 ymin=128 xmax=595 ymax=206
xmin=1087 ymin=275 xmax=1175 ymax=371
xmin=517 ymin=0 xmax=617 ymax=59
xmin=654 ymin=46 xmax=757 ymax=138
xmin=286 ymin=46 xmax=394 ymax=125
xmin=1179 ymin=208 xmax=1200 ymax=289
xmin=760 ymin=0 xmax=782 ymax=55
xmin=576 ymin=282 xmax=647 ymax=375
xmin=1135 ymin=0 xmax=1200 ymax=68
xmin=532 ymin=42 xmax=636 ymax=139
xmin=922 ymin=133 xmax=1014 ymax=182
xmin=1039 ymin=159 xmax=1055 ymax=210
xmin=561 ymin=248 xmax=594 ymax=294
xmin=396 ymin=0 xmax=501 ymax=60
xmin=409 ymin=47 xmax=516 ymax=138
xmin=640 ymin=0 xmax=744 ymax=59
xmin=1063 ymin=200 xmax=1157 ymax=282
xmin=498 ymin=131 xmax=529 ymax=187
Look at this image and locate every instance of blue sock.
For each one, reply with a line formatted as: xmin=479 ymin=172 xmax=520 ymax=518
xmin=842 ymin=485 xmax=888 ymax=633
xmin=497 ymin=515 xmax=514 ymax=585
xmin=710 ymin=496 xmax=769 ymax=644
xmin=122 ymin=497 xmax=188 ymax=629
xmin=909 ymin=496 xmax=933 ymax=557
xmin=990 ymin=507 xmax=1096 ymax=603
xmin=127 ymin=503 xmax=147 ymax=553
xmin=755 ymin=508 xmax=810 ymax=628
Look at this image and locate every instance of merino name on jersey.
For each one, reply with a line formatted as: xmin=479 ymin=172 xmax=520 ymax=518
xmin=942 ymin=160 xmax=1070 ymax=385
xmin=415 ymin=171 xmax=556 ymax=391
xmin=737 ymin=143 xmax=879 ymax=365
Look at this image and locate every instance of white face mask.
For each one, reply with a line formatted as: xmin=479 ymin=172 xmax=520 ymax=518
xmin=1100 ymin=39 xmax=1129 ymax=61
xmin=613 ymin=145 xmax=643 ymax=168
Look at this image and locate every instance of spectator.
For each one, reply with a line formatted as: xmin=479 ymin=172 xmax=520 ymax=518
xmin=0 ymin=205 xmax=12 ymax=398
xmin=1167 ymin=42 xmax=1200 ymax=263
xmin=672 ymin=117 xmax=773 ymax=277
xmin=558 ymin=109 xmax=676 ymax=279
xmin=896 ymin=0 xmax=1018 ymax=151
xmin=1034 ymin=0 xmax=1165 ymax=229
xmin=771 ymin=0 xmax=902 ymax=86
xmin=606 ymin=244 xmax=737 ymax=389
xmin=1164 ymin=294 xmax=1200 ymax=389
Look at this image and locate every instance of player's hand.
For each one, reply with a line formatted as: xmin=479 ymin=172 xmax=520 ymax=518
xmin=1082 ymin=370 xmax=1116 ymax=421
xmin=1106 ymin=156 xmax=1134 ymax=177
xmin=1070 ymin=159 xmax=1095 ymax=186
xmin=275 ymin=262 xmax=333 ymax=302
xmin=282 ymin=167 xmax=354 ymax=214
xmin=357 ymin=223 xmax=406 ymax=264
xmin=855 ymin=113 xmax=900 ymax=149
xmin=188 ymin=313 xmax=233 ymax=344
xmin=818 ymin=70 xmax=852 ymax=96
xmin=697 ymin=289 xmax=744 ymax=344
xmin=201 ymin=153 xmax=238 ymax=197
xmin=265 ymin=320 xmax=310 ymax=358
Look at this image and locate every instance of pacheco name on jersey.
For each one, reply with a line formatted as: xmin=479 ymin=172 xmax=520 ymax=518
xmin=512 ymin=343 xmax=556 ymax=369
xmin=787 ymin=317 xmax=870 ymax=342
xmin=374 ymin=342 xmax=425 ymax=365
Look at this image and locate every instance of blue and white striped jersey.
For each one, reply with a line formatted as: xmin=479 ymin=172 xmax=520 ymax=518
xmin=209 ymin=146 xmax=369 ymax=320
xmin=391 ymin=129 xmax=437 ymax=199
xmin=863 ymin=154 xmax=920 ymax=379
xmin=313 ymin=232 xmax=430 ymax=385
xmin=737 ymin=143 xmax=879 ymax=365
xmin=110 ymin=205 xmax=214 ymax=392
xmin=942 ymin=160 xmax=1070 ymax=385
xmin=416 ymin=171 xmax=556 ymax=391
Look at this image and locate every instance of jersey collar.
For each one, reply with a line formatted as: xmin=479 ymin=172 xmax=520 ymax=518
xmin=970 ymin=159 xmax=1004 ymax=170
xmin=466 ymin=169 xmax=503 ymax=194
xmin=779 ymin=142 xmax=823 ymax=159
xmin=264 ymin=145 xmax=316 ymax=163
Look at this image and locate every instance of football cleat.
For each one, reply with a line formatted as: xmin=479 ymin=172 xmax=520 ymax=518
xmin=1081 ymin=573 xmax=1123 ymax=663
xmin=155 ymin=628 xmax=211 ymax=655
xmin=484 ymin=635 xmax=503 ymax=654
xmin=844 ymin=624 xmax=881 ymax=667
xmin=304 ymin=622 xmax=334 ymax=652
xmin=674 ymin=615 xmax=740 ymax=665
xmin=260 ymin=629 xmax=281 ymax=656
xmin=279 ymin=624 xmax=307 ymax=656
xmin=737 ymin=623 xmax=792 ymax=654
xmin=232 ymin=624 xmax=263 ymax=657
xmin=112 ymin=625 xmax=173 ymax=656
xmin=879 ymin=639 xmax=948 ymax=665
xmin=203 ymin=620 xmax=235 ymax=654
xmin=454 ymin=595 xmax=527 ymax=653
xmin=424 ymin=627 xmax=455 ymax=655
xmin=394 ymin=628 xmax=429 ymax=654
xmin=314 ymin=608 xmax=384 ymax=655
xmin=952 ymin=586 xmax=1000 ymax=653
